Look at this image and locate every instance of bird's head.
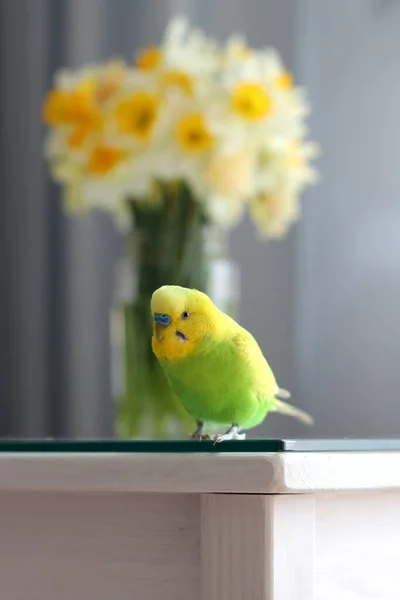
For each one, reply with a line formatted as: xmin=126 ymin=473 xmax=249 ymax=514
xmin=151 ymin=285 xmax=220 ymax=360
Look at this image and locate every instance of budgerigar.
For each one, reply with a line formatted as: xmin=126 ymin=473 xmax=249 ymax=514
xmin=151 ymin=285 xmax=313 ymax=443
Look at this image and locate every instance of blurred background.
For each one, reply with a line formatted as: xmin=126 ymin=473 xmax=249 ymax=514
xmin=1 ymin=0 xmax=399 ymax=440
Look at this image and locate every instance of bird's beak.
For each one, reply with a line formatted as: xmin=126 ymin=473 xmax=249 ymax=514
xmin=154 ymin=322 xmax=169 ymax=341
xmin=154 ymin=313 xmax=172 ymax=341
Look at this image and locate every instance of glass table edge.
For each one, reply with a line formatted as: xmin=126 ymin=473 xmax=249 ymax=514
xmin=0 ymin=439 xmax=399 ymax=453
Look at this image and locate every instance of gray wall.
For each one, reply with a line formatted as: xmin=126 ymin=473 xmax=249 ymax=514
xmin=0 ymin=0 xmax=51 ymax=436
xmin=295 ymin=0 xmax=400 ymax=437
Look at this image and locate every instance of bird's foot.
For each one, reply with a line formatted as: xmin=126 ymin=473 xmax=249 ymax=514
xmin=190 ymin=433 xmax=211 ymax=441
xmin=190 ymin=421 xmax=210 ymax=441
xmin=213 ymin=425 xmax=246 ymax=445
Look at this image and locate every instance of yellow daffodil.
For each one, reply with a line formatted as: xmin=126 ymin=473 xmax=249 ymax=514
xmin=135 ymin=46 xmax=162 ymax=70
xmin=176 ymin=113 xmax=214 ymax=153
xmin=115 ymin=91 xmax=159 ymax=140
xmin=43 ymin=77 xmax=103 ymax=151
xmin=42 ymin=17 xmax=318 ymax=232
xmin=231 ymin=83 xmax=273 ymax=121
xmin=43 ymin=78 xmax=98 ymax=125
xmin=87 ymin=144 xmax=126 ymax=176
xmin=274 ymin=70 xmax=293 ymax=91
xmin=66 ymin=125 xmax=94 ymax=149
xmin=161 ymin=70 xmax=193 ymax=96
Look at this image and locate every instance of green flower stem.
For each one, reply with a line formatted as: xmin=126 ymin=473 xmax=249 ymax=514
xmin=115 ymin=183 xmax=209 ymax=439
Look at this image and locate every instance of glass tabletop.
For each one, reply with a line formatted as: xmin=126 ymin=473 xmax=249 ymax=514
xmin=0 ymin=439 xmax=400 ymax=453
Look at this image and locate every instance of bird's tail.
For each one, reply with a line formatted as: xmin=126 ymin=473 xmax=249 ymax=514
xmin=272 ymin=395 xmax=314 ymax=426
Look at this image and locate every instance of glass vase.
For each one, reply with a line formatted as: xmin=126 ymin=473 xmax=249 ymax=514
xmin=110 ymin=186 xmax=240 ymax=439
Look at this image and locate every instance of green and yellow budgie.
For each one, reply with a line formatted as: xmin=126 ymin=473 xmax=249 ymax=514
xmin=151 ymin=285 xmax=313 ymax=443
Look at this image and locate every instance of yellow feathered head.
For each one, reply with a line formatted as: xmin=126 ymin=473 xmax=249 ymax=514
xmin=151 ymin=285 xmax=221 ymax=360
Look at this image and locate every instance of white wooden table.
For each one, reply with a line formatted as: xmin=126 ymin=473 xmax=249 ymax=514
xmin=1 ymin=450 xmax=399 ymax=599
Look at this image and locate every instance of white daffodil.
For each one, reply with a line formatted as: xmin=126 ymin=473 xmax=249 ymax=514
xmin=42 ymin=16 xmax=319 ymax=238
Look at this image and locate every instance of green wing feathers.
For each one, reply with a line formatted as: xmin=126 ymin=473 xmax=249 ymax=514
xmin=230 ymin=321 xmax=313 ymax=426
xmin=230 ymin=325 xmax=278 ymax=399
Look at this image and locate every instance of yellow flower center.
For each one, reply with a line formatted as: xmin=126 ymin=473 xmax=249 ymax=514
xmin=43 ymin=78 xmax=99 ymax=125
xmin=43 ymin=77 xmax=103 ymax=150
xmin=135 ymin=46 xmax=161 ymax=70
xmin=67 ymin=126 xmax=92 ymax=149
xmin=176 ymin=113 xmax=214 ymax=153
xmin=274 ymin=70 xmax=293 ymax=91
xmin=87 ymin=144 xmax=126 ymax=175
xmin=231 ymin=83 xmax=273 ymax=121
xmin=43 ymin=89 xmax=70 ymax=125
xmin=116 ymin=91 xmax=159 ymax=140
xmin=161 ymin=70 xmax=193 ymax=96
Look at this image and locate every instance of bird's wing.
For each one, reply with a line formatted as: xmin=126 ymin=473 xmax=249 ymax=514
xmin=230 ymin=325 xmax=278 ymax=400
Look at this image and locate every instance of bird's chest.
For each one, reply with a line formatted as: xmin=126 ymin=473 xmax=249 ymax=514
xmin=160 ymin=342 xmax=251 ymax=422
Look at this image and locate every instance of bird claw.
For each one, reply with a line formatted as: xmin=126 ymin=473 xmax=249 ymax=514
xmin=190 ymin=420 xmax=211 ymax=441
xmin=213 ymin=435 xmax=224 ymax=445
xmin=190 ymin=433 xmax=211 ymax=441
xmin=213 ymin=429 xmax=246 ymax=445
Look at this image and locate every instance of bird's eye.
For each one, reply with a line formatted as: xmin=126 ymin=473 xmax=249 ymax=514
xmin=181 ymin=311 xmax=190 ymax=320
